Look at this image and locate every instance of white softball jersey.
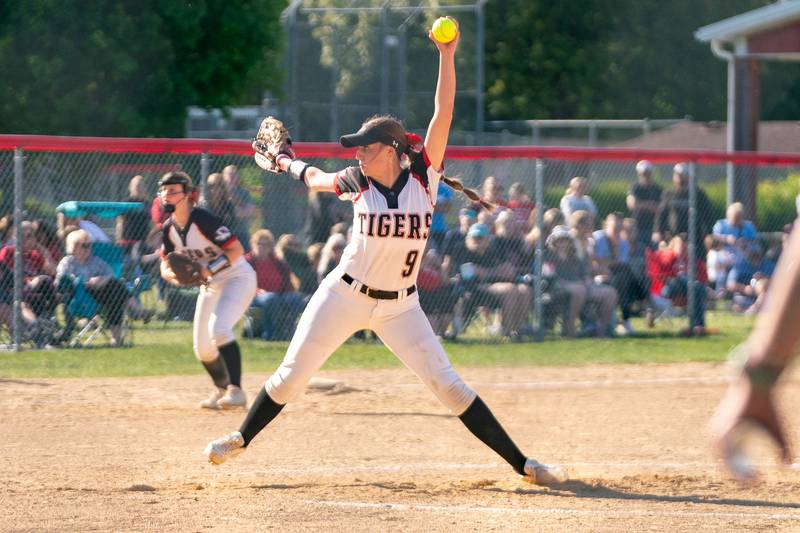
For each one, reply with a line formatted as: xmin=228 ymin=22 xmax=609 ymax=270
xmin=332 ymin=151 xmax=441 ymax=291
xmin=161 ymin=207 xmax=253 ymax=283
xmin=161 ymin=207 xmax=256 ymax=361
xmin=264 ymin=150 xmax=477 ymax=415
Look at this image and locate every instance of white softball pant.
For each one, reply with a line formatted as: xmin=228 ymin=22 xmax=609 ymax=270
xmin=265 ymin=275 xmax=477 ymax=414
xmin=193 ymin=271 xmax=257 ymax=363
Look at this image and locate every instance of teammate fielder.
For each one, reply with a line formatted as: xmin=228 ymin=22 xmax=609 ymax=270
xmin=159 ymin=172 xmax=257 ymax=409
xmin=205 ymin=23 xmax=563 ymax=484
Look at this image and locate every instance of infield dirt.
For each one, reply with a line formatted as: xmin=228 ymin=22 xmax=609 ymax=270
xmin=2 ymin=362 xmax=799 ymax=532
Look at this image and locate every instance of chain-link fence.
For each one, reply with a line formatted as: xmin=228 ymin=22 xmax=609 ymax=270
xmin=1 ymin=134 xmax=799 ymax=350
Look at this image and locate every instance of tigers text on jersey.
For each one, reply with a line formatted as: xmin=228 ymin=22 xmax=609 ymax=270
xmin=332 ymin=150 xmax=442 ymax=291
xmin=161 ymin=207 xmax=251 ymax=281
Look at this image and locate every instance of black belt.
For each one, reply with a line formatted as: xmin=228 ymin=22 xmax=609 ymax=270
xmin=342 ymin=273 xmax=416 ymax=300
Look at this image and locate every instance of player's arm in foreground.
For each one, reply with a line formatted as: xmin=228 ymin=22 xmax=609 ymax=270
xmin=710 ymin=222 xmax=800 ymax=480
xmin=424 ymin=19 xmax=459 ymax=172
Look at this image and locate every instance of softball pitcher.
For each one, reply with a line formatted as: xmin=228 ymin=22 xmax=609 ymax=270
xmin=159 ymin=172 xmax=257 ymax=410
xmin=205 ymin=23 xmax=564 ymax=485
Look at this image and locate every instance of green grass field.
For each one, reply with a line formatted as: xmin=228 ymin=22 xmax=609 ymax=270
xmin=0 ymin=311 xmax=754 ymax=378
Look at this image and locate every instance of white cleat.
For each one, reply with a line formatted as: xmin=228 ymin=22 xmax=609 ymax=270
xmin=204 ymin=431 xmax=246 ymax=465
xmin=200 ymin=387 xmax=226 ymax=409
xmin=217 ymin=385 xmax=247 ymax=409
xmin=523 ymin=458 xmax=568 ymax=485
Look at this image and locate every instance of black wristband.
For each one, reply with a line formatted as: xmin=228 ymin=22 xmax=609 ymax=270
xmin=287 ymin=159 xmax=311 ymax=183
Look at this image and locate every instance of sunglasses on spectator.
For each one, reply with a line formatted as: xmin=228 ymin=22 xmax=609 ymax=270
xmin=77 ymin=242 xmax=91 ymax=249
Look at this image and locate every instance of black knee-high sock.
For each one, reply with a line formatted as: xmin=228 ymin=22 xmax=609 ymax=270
xmin=458 ymin=396 xmax=527 ymax=475
xmin=202 ymin=357 xmax=230 ymax=390
xmin=218 ymin=341 xmax=242 ymax=387
xmin=239 ymin=386 xmax=285 ymax=446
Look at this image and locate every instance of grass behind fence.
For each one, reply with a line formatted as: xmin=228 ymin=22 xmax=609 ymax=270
xmin=0 ymin=311 xmax=753 ymax=379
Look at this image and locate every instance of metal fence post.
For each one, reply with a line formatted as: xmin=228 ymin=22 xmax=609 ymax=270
xmin=687 ymin=161 xmax=697 ymax=331
xmin=200 ymin=152 xmax=211 ymax=200
xmin=13 ymin=148 xmax=24 ymax=351
xmin=533 ymin=158 xmax=545 ymax=341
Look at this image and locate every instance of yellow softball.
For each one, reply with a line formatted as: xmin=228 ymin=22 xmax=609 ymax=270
xmin=431 ymin=17 xmax=457 ymax=44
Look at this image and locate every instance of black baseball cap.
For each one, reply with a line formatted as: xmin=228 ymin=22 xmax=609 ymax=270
xmin=158 ymin=171 xmax=193 ymax=191
xmin=340 ymin=118 xmax=407 ymax=154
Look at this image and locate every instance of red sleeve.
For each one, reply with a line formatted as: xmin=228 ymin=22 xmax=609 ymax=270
xmin=151 ymin=197 xmax=164 ymax=225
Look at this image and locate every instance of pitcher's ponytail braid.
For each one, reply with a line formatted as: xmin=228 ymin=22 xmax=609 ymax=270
xmin=402 ymin=132 xmax=494 ymax=212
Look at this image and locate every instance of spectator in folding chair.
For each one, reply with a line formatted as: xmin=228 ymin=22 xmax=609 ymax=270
xmin=0 ymin=220 xmax=59 ymax=336
xmin=56 ymin=230 xmax=133 ymax=346
xmin=457 ymin=222 xmax=531 ymax=340
xmin=544 ymin=226 xmax=617 ymax=338
xmin=246 ymin=230 xmax=305 ymax=340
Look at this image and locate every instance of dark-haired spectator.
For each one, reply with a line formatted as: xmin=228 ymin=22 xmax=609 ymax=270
xmin=627 ymin=160 xmax=662 ymax=253
xmin=246 ymin=230 xmax=305 ymax=340
xmin=317 ymin=233 xmax=348 ymax=282
xmin=524 ymin=208 xmax=565 ymax=252
xmin=32 ymin=219 xmax=63 ymax=263
xmin=442 ymin=207 xmax=477 ymax=276
xmin=653 ymin=163 xmax=713 ymax=255
xmin=0 ymin=220 xmax=58 ymax=322
xmin=276 ymin=234 xmax=319 ymax=296
xmin=593 ymin=212 xmax=648 ymax=335
xmin=305 ymin=190 xmax=341 ymax=245
xmin=490 ymin=209 xmax=529 ymax=272
xmin=560 ymin=177 xmax=597 ymax=222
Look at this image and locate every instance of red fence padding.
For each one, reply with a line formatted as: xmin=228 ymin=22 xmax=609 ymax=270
xmin=1 ymin=134 xmax=800 ymax=165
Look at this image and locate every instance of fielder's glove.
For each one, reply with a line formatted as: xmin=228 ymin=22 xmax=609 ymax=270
xmin=252 ymin=116 xmax=295 ymax=173
xmin=166 ymin=252 xmax=205 ymax=286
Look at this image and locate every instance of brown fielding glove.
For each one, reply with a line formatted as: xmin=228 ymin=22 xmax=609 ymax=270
xmin=166 ymin=252 xmax=205 ymax=286
xmin=252 ymin=116 xmax=295 ymax=172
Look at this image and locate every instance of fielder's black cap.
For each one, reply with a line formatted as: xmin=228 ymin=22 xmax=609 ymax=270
xmin=158 ymin=171 xmax=194 ymax=190
xmin=340 ymin=117 xmax=407 ymax=154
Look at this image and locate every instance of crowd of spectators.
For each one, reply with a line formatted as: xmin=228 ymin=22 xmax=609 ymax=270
xmin=0 ymin=159 xmax=794 ymax=347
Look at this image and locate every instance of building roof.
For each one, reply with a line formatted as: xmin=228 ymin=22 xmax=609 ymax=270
xmin=696 ymin=1 xmax=800 ymax=43
xmin=612 ymin=121 xmax=800 ymax=153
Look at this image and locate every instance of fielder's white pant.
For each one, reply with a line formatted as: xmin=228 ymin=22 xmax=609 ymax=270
xmin=193 ymin=271 xmax=257 ymax=363
xmin=265 ymin=275 xmax=477 ymax=414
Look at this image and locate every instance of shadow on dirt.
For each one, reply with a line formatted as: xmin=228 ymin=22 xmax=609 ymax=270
xmin=496 ymin=479 xmax=800 ymax=509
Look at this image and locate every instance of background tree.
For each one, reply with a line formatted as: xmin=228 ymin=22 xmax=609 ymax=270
xmin=0 ymin=0 xmax=285 ymax=137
